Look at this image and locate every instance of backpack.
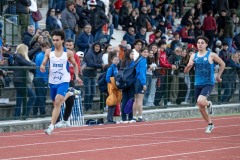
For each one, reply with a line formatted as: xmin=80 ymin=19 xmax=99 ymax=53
xmin=114 ymin=58 xmax=142 ymax=89
xmin=97 ymin=71 xmax=108 ymax=93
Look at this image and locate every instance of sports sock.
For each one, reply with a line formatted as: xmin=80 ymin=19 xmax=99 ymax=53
xmin=49 ymin=124 xmax=54 ymax=130
xmin=208 ymin=123 xmax=213 ymax=126
xmin=133 ymin=116 xmax=137 ymax=120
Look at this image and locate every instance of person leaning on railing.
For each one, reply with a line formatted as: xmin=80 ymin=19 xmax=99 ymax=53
xmin=13 ymin=43 xmax=36 ymax=118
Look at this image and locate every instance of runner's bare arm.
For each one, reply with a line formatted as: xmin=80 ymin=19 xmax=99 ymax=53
xmin=211 ymin=52 xmax=225 ymax=82
xmin=40 ymin=49 xmax=50 ymax=73
xmin=184 ymin=53 xmax=195 ymax=73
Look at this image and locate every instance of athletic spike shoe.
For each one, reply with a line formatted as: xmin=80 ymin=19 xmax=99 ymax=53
xmin=205 ymin=124 xmax=214 ymax=133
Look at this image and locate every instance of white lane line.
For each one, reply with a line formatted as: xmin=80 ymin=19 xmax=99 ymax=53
xmin=135 ymin=146 xmax=240 ymax=160
xmin=0 ymin=116 xmax=239 ymax=138
xmin=1 ymin=134 xmax=240 ymax=160
xmin=0 ymin=123 xmax=239 ymax=149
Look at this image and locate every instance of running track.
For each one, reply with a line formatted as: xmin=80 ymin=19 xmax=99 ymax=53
xmin=0 ymin=115 xmax=240 ymax=160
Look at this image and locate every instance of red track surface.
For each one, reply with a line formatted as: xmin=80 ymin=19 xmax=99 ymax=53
xmin=0 ymin=115 xmax=240 ymax=160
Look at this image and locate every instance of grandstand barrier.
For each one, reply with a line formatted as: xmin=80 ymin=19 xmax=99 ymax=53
xmin=0 ymin=66 xmax=239 ymax=121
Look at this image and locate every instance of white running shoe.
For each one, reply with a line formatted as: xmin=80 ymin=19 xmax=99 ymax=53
xmin=129 ymin=119 xmax=137 ymax=123
xmin=205 ymin=124 xmax=214 ymax=133
xmin=44 ymin=127 xmax=54 ymax=135
xmin=207 ymin=101 xmax=213 ymax=115
xmin=68 ymin=87 xmax=81 ymax=96
xmin=55 ymin=120 xmax=70 ymax=128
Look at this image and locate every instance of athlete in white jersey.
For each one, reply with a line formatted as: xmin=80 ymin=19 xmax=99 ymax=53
xmin=40 ymin=29 xmax=82 ymax=135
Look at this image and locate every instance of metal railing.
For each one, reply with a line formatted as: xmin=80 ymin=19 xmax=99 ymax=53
xmin=0 ymin=65 xmax=239 ymax=121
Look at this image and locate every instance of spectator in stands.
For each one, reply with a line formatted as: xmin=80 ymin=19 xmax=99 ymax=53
xmin=123 ymin=27 xmax=136 ymax=47
xmin=202 ymin=10 xmax=217 ymax=49
xmin=125 ymin=9 xmax=138 ymax=32
xmin=13 ymin=44 xmax=36 ymax=118
xmin=118 ymin=40 xmax=127 ymax=61
xmin=149 ymin=30 xmax=162 ymax=44
xmin=181 ymin=9 xmax=194 ymax=26
xmin=223 ymin=17 xmax=235 ymax=52
xmin=179 ymin=22 xmax=195 ymax=44
xmin=131 ymin=47 xmax=148 ymax=122
xmin=170 ymin=32 xmax=181 ymax=51
xmin=33 ymin=42 xmax=51 ymax=116
xmin=82 ymin=42 xmax=106 ymax=112
xmin=233 ymin=33 xmax=240 ymax=50
xmin=217 ymin=9 xmax=228 ymax=39
xmin=154 ymin=40 xmax=177 ymax=106
xmin=22 ymin=25 xmax=35 ymax=48
xmin=132 ymin=39 xmax=144 ymax=61
xmin=119 ymin=1 xmax=130 ymax=30
xmin=194 ymin=22 xmax=204 ymax=38
xmin=46 ymin=8 xmax=60 ymax=33
xmin=135 ymin=27 xmax=147 ymax=44
xmin=137 ymin=7 xmax=151 ymax=32
xmin=102 ymin=44 xmax=113 ymax=65
xmin=167 ymin=46 xmax=182 ymax=106
xmin=56 ymin=0 xmax=67 ymax=12
xmin=216 ymin=0 xmax=229 ymax=14
xmin=16 ymin=0 xmax=32 ymax=35
xmin=61 ymin=1 xmax=79 ymax=41
xmin=29 ymin=0 xmax=39 ymax=30
xmin=75 ymin=0 xmax=89 ymax=35
xmin=76 ymin=24 xmax=94 ymax=54
xmin=221 ymin=53 xmax=240 ymax=103
xmin=120 ymin=49 xmax=134 ymax=122
xmin=55 ymin=9 xmax=63 ymax=29
xmin=156 ymin=20 xmax=166 ymax=34
xmin=88 ymin=0 xmax=109 ymax=42
xmin=48 ymin=0 xmax=57 ymax=9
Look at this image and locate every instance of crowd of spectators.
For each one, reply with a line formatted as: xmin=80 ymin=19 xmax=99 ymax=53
xmin=0 ymin=0 xmax=240 ymax=120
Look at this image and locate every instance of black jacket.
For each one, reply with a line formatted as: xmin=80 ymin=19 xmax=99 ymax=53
xmin=16 ymin=0 xmax=31 ymax=14
xmin=13 ymin=54 xmax=36 ymax=83
xmin=89 ymin=8 xmax=108 ymax=34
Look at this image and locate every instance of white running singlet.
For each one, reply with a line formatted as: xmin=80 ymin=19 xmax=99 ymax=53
xmin=48 ymin=48 xmax=70 ymax=84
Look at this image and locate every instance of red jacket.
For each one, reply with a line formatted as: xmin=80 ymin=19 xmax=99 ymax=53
xmin=179 ymin=27 xmax=189 ymax=39
xmin=202 ymin=16 xmax=217 ymax=31
xmin=69 ymin=53 xmax=80 ymax=81
xmin=159 ymin=50 xmax=172 ymax=75
xmin=149 ymin=33 xmax=156 ymax=44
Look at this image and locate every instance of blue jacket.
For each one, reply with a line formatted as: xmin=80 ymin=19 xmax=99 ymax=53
xmin=46 ymin=16 xmax=60 ymax=32
xmin=135 ymin=56 xmax=147 ymax=85
xmin=123 ymin=32 xmax=135 ymax=46
xmin=106 ymin=64 xmax=118 ymax=83
xmin=35 ymin=51 xmax=49 ymax=82
xmin=76 ymin=32 xmax=94 ymax=53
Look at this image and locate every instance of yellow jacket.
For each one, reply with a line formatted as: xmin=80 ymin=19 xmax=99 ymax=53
xmin=106 ymin=77 xmax=122 ymax=106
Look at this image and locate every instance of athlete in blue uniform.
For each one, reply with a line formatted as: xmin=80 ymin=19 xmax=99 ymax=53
xmin=40 ymin=29 xmax=82 ymax=135
xmin=184 ymin=36 xmax=225 ymax=133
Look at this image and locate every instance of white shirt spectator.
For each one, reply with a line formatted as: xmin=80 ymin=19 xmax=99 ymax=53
xmin=29 ymin=0 xmax=38 ymax=12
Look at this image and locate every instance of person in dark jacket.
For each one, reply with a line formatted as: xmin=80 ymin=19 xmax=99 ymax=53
xmin=46 ymin=8 xmax=60 ymax=33
xmin=22 ymin=25 xmax=35 ymax=48
xmin=88 ymin=0 xmax=108 ymax=41
xmin=123 ymin=27 xmax=136 ymax=46
xmin=76 ymin=24 xmax=94 ymax=53
xmin=16 ymin=0 xmax=31 ymax=35
xmin=82 ymin=42 xmax=106 ymax=111
xmin=13 ymin=44 xmax=36 ymax=118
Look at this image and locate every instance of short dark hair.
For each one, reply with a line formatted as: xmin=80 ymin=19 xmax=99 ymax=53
xmin=51 ymin=29 xmax=65 ymax=40
xmin=66 ymin=39 xmax=74 ymax=43
xmin=40 ymin=42 xmax=51 ymax=48
xmin=197 ymin=35 xmax=209 ymax=44
xmin=158 ymin=40 xmax=167 ymax=47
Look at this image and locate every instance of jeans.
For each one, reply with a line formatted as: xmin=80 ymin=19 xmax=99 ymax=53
xmin=94 ymin=28 xmax=102 ymax=42
xmin=14 ymin=82 xmax=36 ymax=117
xmin=83 ymin=76 xmax=96 ymax=111
xmin=19 ymin=13 xmax=29 ymax=35
xmin=143 ymin=74 xmax=152 ymax=106
xmin=108 ymin=24 xmax=114 ymax=37
xmin=130 ymin=0 xmax=140 ymax=8
xmin=29 ymin=14 xmax=39 ymax=30
xmin=65 ymin=29 xmax=75 ymax=42
xmin=184 ymin=73 xmax=191 ymax=102
xmin=56 ymin=0 xmax=67 ymax=12
xmin=48 ymin=0 xmax=57 ymax=9
xmin=112 ymin=13 xmax=119 ymax=29
xmin=33 ymin=77 xmax=47 ymax=115
xmin=223 ymin=37 xmax=233 ymax=52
